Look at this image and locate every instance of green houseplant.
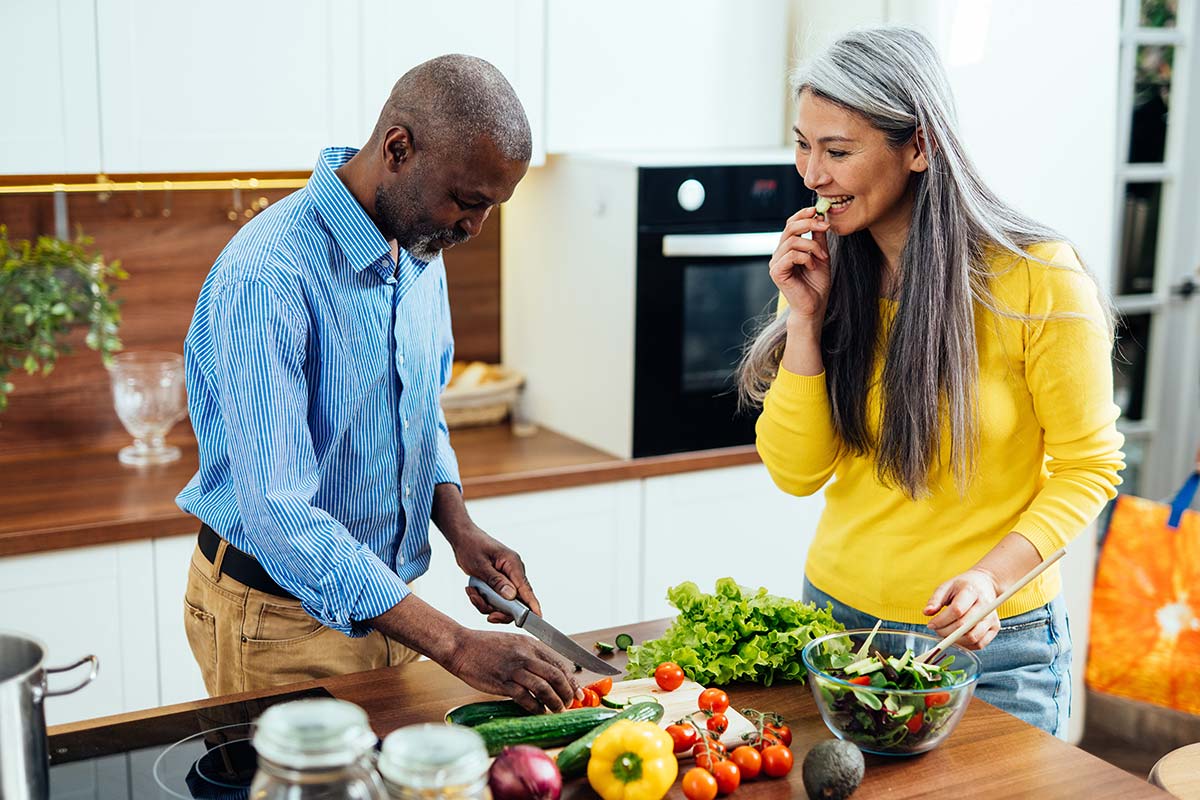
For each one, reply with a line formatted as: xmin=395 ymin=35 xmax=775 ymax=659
xmin=0 ymin=226 xmax=126 ymax=411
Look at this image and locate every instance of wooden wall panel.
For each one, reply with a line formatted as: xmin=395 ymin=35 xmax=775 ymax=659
xmin=0 ymin=188 xmax=500 ymax=455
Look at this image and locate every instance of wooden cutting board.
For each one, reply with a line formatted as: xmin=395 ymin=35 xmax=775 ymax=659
xmin=545 ymin=677 xmax=758 ymax=759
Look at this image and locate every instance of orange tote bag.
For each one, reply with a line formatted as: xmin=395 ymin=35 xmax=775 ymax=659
xmin=1087 ymin=471 xmax=1200 ymax=714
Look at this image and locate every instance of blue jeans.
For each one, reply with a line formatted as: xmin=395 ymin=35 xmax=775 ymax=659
xmin=802 ymin=577 xmax=1072 ymax=739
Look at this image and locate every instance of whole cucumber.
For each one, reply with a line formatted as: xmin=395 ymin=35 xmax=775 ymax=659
xmin=555 ymin=701 xmax=665 ymax=777
xmin=473 ymin=707 xmax=620 ymax=756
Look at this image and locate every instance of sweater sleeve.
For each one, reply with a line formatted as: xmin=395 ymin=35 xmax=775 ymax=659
xmin=755 ymin=368 xmax=841 ymax=496
xmin=1012 ymin=243 xmax=1125 ymax=556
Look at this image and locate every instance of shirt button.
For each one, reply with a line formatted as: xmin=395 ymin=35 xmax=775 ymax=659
xmin=404 ymin=485 xmax=412 ymax=498
xmin=398 ymin=354 xmax=405 ymax=366
xmin=403 ymin=418 xmax=410 ymax=430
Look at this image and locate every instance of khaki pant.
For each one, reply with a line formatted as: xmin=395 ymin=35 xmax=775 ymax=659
xmin=183 ymin=541 xmax=418 ymax=697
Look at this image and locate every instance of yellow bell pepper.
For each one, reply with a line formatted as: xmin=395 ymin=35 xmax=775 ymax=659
xmin=586 ymin=719 xmax=678 ymax=800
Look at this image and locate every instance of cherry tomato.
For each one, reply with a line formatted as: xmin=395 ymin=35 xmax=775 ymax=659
xmin=682 ymin=767 xmax=719 ymax=800
xmin=654 ymin=661 xmax=685 ymax=691
xmin=925 ymin=691 xmax=951 ymax=708
xmin=706 ymin=712 xmax=729 ymax=735
xmin=693 ymin=741 xmax=727 ymax=771
xmin=752 ymin=731 xmax=782 ymax=752
xmin=693 ymin=739 xmax=727 ymax=757
xmin=585 ymin=677 xmax=613 ymax=697
xmin=711 ymin=759 xmax=741 ymax=795
xmin=906 ymin=711 xmax=924 ymax=734
xmin=764 ymin=721 xmax=793 ymax=748
xmin=581 ymin=688 xmax=601 ymax=707
xmin=667 ymin=723 xmax=700 ymax=753
xmin=729 ymin=745 xmax=762 ymax=780
xmin=847 ymin=675 xmax=872 ymax=685
xmin=698 ymin=687 xmax=730 ymax=714
xmin=761 ymin=744 xmax=794 ymax=778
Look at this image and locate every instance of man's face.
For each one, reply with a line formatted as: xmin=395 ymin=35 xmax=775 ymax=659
xmin=376 ymin=135 xmax=528 ymax=262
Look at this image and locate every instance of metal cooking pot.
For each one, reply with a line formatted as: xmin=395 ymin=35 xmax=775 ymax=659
xmin=0 ymin=631 xmax=98 ymax=800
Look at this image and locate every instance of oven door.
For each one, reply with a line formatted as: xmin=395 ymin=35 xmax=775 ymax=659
xmin=633 ymin=231 xmax=781 ymax=457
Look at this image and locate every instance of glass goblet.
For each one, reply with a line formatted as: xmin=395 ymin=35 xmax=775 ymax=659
xmin=108 ymin=351 xmax=187 ymax=466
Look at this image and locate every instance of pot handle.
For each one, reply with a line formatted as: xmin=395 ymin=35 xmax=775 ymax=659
xmin=43 ymin=655 xmax=99 ymax=698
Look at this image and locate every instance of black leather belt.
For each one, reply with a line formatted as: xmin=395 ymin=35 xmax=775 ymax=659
xmin=198 ymin=524 xmax=294 ymax=599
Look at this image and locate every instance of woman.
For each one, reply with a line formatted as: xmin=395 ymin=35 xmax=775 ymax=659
xmin=739 ymin=28 xmax=1124 ymax=738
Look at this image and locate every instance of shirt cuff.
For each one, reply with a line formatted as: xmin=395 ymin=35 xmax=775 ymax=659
xmin=434 ymin=429 xmax=462 ymax=488
xmin=313 ymin=547 xmax=411 ymax=637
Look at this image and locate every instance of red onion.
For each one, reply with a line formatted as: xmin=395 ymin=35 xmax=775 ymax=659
xmin=488 ymin=745 xmax=563 ymax=800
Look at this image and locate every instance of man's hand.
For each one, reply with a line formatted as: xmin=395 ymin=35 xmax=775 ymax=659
xmin=450 ymin=522 xmax=542 ymax=624
xmin=449 ymin=629 xmax=581 ymax=713
xmin=923 ymin=568 xmax=1002 ymax=650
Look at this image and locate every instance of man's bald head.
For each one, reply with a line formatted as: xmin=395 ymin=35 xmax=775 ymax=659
xmin=369 ymin=54 xmax=531 ymax=162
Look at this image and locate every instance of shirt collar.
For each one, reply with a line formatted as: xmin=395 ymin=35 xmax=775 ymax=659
xmin=307 ymin=147 xmax=430 ymax=279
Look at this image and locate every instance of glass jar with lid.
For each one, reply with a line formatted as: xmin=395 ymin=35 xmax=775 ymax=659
xmin=377 ymin=723 xmax=491 ymax=799
xmin=250 ymin=698 xmax=385 ymax=799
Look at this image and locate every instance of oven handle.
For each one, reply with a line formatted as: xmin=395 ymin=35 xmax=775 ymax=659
xmin=661 ymin=232 xmax=781 ymax=258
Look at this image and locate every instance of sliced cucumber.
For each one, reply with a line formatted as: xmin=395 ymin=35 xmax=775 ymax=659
xmin=599 ymin=695 xmax=628 ymax=709
xmin=614 ymin=633 xmax=634 ymax=651
xmin=594 ymin=641 xmax=616 ymax=654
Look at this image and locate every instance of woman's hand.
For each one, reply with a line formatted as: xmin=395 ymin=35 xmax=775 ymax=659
xmin=772 ymin=208 xmax=832 ymax=321
xmin=923 ymin=568 xmax=1003 ymax=650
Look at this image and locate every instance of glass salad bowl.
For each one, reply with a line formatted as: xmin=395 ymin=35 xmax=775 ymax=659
xmin=801 ymin=628 xmax=982 ymax=756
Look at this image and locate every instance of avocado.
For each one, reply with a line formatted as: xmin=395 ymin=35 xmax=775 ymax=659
xmin=802 ymin=739 xmax=865 ymax=800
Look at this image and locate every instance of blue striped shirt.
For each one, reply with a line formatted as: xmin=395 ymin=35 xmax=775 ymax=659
xmin=177 ymin=146 xmax=461 ymax=637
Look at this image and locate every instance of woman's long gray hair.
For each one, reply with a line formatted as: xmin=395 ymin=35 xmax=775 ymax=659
xmin=738 ymin=27 xmax=1109 ymax=499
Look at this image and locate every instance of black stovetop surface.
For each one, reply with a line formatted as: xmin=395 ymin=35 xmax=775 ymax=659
xmin=48 ymin=687 xmax=332 ymax=800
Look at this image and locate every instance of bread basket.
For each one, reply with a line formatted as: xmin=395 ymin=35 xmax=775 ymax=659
xmin=440 ymin=365 xmax=524 ymax=428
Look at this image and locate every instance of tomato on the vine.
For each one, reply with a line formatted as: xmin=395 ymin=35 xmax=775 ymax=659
xmin=682 ymin=767 xmax=719 ymax=800
xmin=752 ymin=730 xmax=782 ymax=752
xmin=761 ymin=744 xmax=794 ymax=778
xmin=654 ymin=661 xmax=685 ymax=691
xmin=764 ymin=721 xmax=792 ymax=747
xmin=706 ymin=712 xmax=729 ymax=735
xmin=729 ymin=745 xmax=762 ymax=780
xmin=711 ymin=759 xmax=741 ymax=795
xmin=698 ymin=687 xmax=730 ymax=714
xmin=693 ymin=741 xmax=727 ymax=771
xmin=666 ymin=723 xmax=700 ymax=753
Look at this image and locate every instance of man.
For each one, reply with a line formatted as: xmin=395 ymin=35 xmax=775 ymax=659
xmin=177 ymin=55 xmax=580 ymax=713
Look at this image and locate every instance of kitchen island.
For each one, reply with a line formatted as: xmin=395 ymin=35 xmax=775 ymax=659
xmin=48 ymin=619 xmax=1166 ymax=800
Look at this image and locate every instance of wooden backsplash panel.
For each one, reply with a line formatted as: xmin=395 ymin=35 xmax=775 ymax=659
xmin=0 ymin=189 xmax=500 ymax=455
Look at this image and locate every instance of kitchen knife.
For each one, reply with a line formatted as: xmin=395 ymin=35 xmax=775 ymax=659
xmin=468 ymin=577 xmax=620 ymax=675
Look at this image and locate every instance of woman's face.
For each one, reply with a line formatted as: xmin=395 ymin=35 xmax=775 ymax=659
xmin=793 ymin=90 xmax=927 ymax=237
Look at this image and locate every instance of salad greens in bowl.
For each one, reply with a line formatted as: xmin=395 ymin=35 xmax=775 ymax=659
xmin=801 ymin=627 xmax=982 ymax=756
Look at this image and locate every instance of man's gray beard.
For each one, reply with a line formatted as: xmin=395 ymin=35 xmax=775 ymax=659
xmin=405 ymin=234 xmax=442 ymax=262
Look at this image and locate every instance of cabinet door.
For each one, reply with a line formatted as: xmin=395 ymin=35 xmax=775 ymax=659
xmin=0 ymin=0 xmax=102 ymax=174
xmin=353 ymin=0 xmax=546 ymax=165
xmin=412 ymin=481 xmax=641 ymax=637
xmin=641 ymin=464 xmax=824 ymax=620
xmin=96 ymin=0 xmax=342 ymax=172
xmin=0 ymin=542 xmax=158 ymax=725
xmin=544 ymin=0 xmax=789 ymax=152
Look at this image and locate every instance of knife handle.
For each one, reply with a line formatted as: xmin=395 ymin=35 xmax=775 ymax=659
xmin=468 ymin=577 xmax=530 ymax=626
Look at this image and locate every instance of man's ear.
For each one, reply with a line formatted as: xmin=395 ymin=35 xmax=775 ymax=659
xmin=383 ymin=126 xmax=415 ymax=171
xmin=910 ymin=126 xmax=933 ymax=174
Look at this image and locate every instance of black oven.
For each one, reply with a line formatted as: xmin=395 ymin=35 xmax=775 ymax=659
xmin=632 ymin=163 xmax=806 ymax=457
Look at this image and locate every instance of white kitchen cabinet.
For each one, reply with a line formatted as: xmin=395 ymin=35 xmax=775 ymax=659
xmin=353 ymin=0 xmax=546 ymax=165
xmin=544 ymin=0 xmax=790 ymax=153
xmin=412 ymin=481 xmax=642 ymax=636
xmin=153 ymin=533 xmax=209 ymax=707
xmin=641 ymin=463 xmax=825 ymax=619
xmin=0 ymin=541 xmax=158 ymax=725
xmin=0 ymin=0 xmax=102 ymax=174
xmin=96 ymin=0 xmax=344 ymax=172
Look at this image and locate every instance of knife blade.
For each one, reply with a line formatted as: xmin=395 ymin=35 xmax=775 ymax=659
xmin=468 ymin=577 xmax=620 ymax=675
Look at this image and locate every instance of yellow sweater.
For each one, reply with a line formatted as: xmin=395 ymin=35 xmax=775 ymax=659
xmin=757 ymin=241 xmax=1125 ymax=623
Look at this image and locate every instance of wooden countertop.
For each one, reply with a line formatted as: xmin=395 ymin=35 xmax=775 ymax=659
xmin=0 ymin=424 xmax=758 ymax=557
xmin=48 ymin=619 xmax=1167 ymax=800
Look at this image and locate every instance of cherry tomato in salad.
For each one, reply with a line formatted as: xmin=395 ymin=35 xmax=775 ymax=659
xmin=682 ymin=767 xmax=719 ymax=800
xmin=581 ymin=688 xmax=601 ymax=707
xmin=847 ymin=675 xmax=872 ymax=685
xmin=764 ymin=721 xmax=793 ymax=747
xmin=925 ymin=691 xmax=951 ymax=708
xmin=585 ymin=677 xmax=613 ymax=697
xmin=729 ymin=745 xmax=762 ymax=780
xmin=654 ymin=661 xmax=686 ymax=691
xmin=760 ymin=744 xmax=794 ymax=778
xmin=667 ymin=723 xmax=700 ymax=753
xmin=711 ymin=759 xmax=741 ymax=795
xmin=698 ymin=687 xmax=730 ymax=714
xmin=706 ymin=712 xmax=729 ymax=735
xmin=906 ymin=711 xmax=925 ymax=734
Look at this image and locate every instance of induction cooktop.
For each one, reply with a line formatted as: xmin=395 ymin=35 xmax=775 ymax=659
xmin=47 ymin=687 xmax=333 ymax=800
